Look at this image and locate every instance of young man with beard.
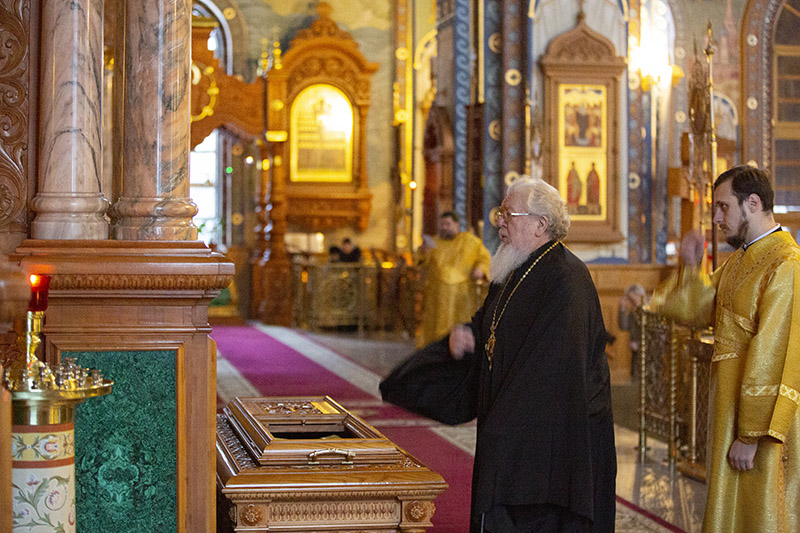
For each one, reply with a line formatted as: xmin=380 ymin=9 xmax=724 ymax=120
xmin=445 ymin=177 xmax=616 ymax=532
xmin=657 ymin=165 xmax=800 ymax=532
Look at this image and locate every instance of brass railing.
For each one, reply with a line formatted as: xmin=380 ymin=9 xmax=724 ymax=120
xmin=638 ymin=308 xmax=713 ymax=480
xmin=292 ymin=261 xmax=422 ymax=335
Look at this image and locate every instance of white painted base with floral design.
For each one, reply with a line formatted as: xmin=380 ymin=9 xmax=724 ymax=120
xmin=11 ymin=424 xmax=76 ymax=532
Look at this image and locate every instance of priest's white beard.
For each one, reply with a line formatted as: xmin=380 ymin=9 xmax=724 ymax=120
xmin=488 ymin=243 xmax=531 ymax=283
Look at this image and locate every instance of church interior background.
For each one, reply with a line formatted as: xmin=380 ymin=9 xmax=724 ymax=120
xmin=1 ymin=0 xmax=799 ymax=530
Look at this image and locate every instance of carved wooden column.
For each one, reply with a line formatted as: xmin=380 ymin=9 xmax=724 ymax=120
xmin=30 ymin=0 xmax=109 ymax=239
xmin=108 ymin=0 xmax=197 ymax=240
xmin=0 ymin=0 xmax=36 ymax=254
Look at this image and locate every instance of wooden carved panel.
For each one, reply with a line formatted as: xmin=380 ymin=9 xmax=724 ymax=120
xmin=0 ymin=0 xmax=32 ymax=248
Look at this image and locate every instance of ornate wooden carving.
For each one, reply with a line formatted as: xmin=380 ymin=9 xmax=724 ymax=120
xmin=190 ymin=23 xmax=262 ymax=149
xmin=0 ymin=0 xmax=32 ymax=251
xmin=216 ymin=396 xmax=446 ymax=532
xmin=540 ymin=13 xmax=626 ymax=243
xmin=267 ymin=1 xmax=378 ymax=233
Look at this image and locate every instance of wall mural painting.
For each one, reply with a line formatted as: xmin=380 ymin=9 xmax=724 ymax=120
xmin=290 ymin=83 xmax=355 ymax=182
xmin=558 ymin=84 xmax=607 ymax=220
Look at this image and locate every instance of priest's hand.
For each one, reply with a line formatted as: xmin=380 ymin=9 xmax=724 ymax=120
xmin=449 ymin=325 xmax=474 ymax=360
xmin=680 ymin=230 xmax=705 ymax=266
xmin=728 ymin=438 xmax=758 ymax=471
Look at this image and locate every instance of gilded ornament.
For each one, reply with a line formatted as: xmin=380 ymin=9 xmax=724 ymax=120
xmin=488 ymin=120 xmax=501 ymax=141
xmin=675 ymin=111 xmax=687 ymax=123
xmin=746 ymin=97 xmax=758 ymax=110
xmin=231 ymin=213 xmax=244 ymax=226
xmin=274 ymin=156 xmax=283 ymax=167
xmin=504 ymin=68 xmax=522 ymax=86
xmin=395 ymin=47 xmax=410 ymax=61
xmin=240 ymin=504 xmax=262 ymax=526
xmin=190 ymin=60 xmax=218 ymax=123
xmin=629 ymin=172 xmax=641 ymax=190
xmin=489 ymin=33 xmax=501 ymax=54
xmin=747 ymin=34 xmax=758 ymax=47
xmin=405 ymin=501 xmax=428 ymax=521
xmin=504 ymin=171 xmax=520 ymax=186
xmin=222 ymin=7 xmax=236 ymax=19
xmin=266 ymin=131 xmax=288 ymax=142
xmin=270 ymin=99 xmax=285 ymax=111
xmin=232 ymin=144 xmax=244 ymax=156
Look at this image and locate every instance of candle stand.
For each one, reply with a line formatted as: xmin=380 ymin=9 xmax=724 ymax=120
xmin=3 ymin=273 xmax=113 ymax=532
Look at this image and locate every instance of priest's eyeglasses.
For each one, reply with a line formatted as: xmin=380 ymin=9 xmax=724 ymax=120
xmin=490 ymin=207 xmax=537 ymax=227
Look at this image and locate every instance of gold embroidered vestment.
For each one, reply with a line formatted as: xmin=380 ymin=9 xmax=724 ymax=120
xmin=417 ymin=232 xmax=491 ymax=348
xmin=660 ymin=231 xmax=800 ymax=532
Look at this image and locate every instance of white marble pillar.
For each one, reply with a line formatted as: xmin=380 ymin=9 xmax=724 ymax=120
xmin=31 ymin=0 xmax=109 ymax=239
xmin=108 ymin=0 xmax=197 ymax=240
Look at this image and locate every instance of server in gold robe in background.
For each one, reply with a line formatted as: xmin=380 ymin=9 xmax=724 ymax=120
xmin=655 ymin=165 xmax=800 ymax=532
xmin=416 ymin=211 xmax=491 ymax=348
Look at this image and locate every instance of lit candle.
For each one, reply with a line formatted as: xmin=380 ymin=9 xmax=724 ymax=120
xmin=28 ymin=274 xmax=50 ymax=312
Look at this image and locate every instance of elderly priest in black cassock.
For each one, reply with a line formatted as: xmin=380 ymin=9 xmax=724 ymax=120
xmin=381 ymin=177 xmax=616 ymax=532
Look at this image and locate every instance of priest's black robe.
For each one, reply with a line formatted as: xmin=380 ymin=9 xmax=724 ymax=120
xmin=381 ymin=240 xmax=616 ymax=532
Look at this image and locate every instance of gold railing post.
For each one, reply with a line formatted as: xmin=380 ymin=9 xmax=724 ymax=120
xmin=668 ymin=319 xmax=678 ymax=468
xmin=638 ymin=308 xmax=648 ymax=462
xmin=688 ymin=329 xmax=700 ymax=463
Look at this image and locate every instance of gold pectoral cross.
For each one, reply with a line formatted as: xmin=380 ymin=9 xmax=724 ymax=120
xmin=485 ymin=330 xmax=496 ymax=370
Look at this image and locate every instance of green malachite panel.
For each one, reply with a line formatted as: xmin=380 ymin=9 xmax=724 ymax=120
xmin=71 ymin=351 xmax=176 ymax=533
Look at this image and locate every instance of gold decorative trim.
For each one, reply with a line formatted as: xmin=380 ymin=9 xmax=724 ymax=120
xmin=742 ymin=384 xmax=780 ymax=397
xmin=740 ymin=429 xmax=769 ymax=437
xmin=769 ymin=428 xmax=787 ymax=442
xmin=50 ymin=274 xmax=233 ymax=292
xmin=711 ymin=352 xmax=739 ymax=362
xmin=266 ymin=130 xmax=288 ymax=142
xmin=230 ymin=490 xmax=441 ymax=501
xmin=780 ymin=384 xmax=800 ymax=405
xmin=268 ymin=500 xmax=398 ymax=523
xmin=190 ymin=61 xmax=219 ymax=123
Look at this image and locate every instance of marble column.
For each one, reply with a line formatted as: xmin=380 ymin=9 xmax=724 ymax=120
xmin=31 ymin=0 xmax=110 ymax=239
xmin=108 ymin=0 xmax=197 ymax=240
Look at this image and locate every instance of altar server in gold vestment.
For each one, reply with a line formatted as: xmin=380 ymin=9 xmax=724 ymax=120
xmin=417 ymin=211 xmax=491 ymax=348
xmin=656 ymin=165 xmax=800 ymax=532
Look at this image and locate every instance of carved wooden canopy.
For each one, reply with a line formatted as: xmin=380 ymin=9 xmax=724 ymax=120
xmin=267 ymin=2 xmax=379 ymax=232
